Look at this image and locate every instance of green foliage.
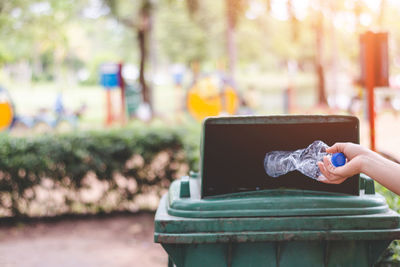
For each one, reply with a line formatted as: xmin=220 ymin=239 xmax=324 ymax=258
xmin=0 ymin=0 xmax=78 ymax=64
xmin=3 ymin=0 xmax=399 ymax=82
xmin=375 ymin=240 xmax=400 ymax=266
xmin=376 ymin=184 xmax=400 ymax=264
xmin=0 ymin=126 xmax=199 ymax=217
xmin=156 ymin=0 xmax=209 ymax=64
xmin=377 ymin=184 xmax=400 ymax=212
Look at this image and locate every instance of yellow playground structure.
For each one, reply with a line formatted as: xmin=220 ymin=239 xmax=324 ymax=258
xmin=0 ymin=87 xmax=13 ymax=131
xmin=186 ymin=75 xmax=239 ymax=121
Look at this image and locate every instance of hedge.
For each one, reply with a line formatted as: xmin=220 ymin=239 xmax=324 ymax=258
xmin=0 ymin=126 xmax=199 ymax=217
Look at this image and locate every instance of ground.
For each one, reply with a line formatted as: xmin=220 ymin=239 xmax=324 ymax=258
xmin=0 ymin=213 xmax=167 ymax=267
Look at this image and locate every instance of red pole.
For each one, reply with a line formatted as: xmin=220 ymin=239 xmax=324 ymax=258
xmin=118 ymin=63 xmax=126 ymax=125
xmin=105 ymin=89 xmax=113 ymax=126
xmin=365 ymin=32 xmax=376 ymax=151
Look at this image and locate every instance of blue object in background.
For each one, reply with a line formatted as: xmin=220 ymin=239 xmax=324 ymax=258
xmin=100 ymin=63 xmax=119 ymax=88
xmin=54 ymin=93 xmax=65 ymax=114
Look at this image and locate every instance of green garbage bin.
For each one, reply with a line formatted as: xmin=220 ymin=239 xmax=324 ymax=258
xmin=154 ymin=115 xmax=400 ymax=267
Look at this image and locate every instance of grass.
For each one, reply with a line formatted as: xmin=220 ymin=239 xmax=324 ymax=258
xmin=5 ymin=82 xmax=104 ymax=128
xmin=1 ymin=70 xmax=319 ymax=132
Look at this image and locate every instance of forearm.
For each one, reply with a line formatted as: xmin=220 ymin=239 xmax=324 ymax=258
xmin=361 ymin=151 xmax=400 ymax=195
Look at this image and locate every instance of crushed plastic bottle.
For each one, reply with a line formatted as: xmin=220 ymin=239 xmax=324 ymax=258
xmin=264 ymin=140 xmax=346 ymax=180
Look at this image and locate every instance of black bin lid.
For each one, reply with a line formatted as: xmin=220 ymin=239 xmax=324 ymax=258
xmin=200 ymin=115 xmax=360 ymax=198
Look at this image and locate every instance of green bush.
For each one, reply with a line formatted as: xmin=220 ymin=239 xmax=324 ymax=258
xmin=0 ymin=126 xmax=199 ymax=217
xmin=376 ymin=184 xmax=400 ymax=264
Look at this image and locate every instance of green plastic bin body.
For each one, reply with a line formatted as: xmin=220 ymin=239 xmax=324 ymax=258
xmin=155 ymin=175 xmax=400 ymax=267
xmin=154 ymin=116 xmax=400 ymax=266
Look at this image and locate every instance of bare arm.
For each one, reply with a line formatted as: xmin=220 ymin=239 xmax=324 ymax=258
xmin=358 ymin=151 xmax=400 ymax=195
xmin=318 ymin=142 xmax=400 ymax=195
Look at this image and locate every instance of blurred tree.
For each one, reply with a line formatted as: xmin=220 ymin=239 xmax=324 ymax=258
xmin=313 ymin=1 xmax=328 ymax=106
xmin=379 ymin=0 xmax=386 ymax=28
xmin=184 ymin=0 xmax=247 ymax=82
xmin=287 ymin=0 xmax=299 ymax=43
xmin=225 ymin=0 xmax=247 ymax=82
xmin=103 ymin=0 xmax=153 ymax=113
xmin=2 ymin=0 xmax=400 ymax=102
xmin=155 ymin=0 xmax=208 ymax=64
xmin=0 ymin=0 xmax=86 ymax=81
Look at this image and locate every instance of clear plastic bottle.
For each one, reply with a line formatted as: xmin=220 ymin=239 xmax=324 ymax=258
xmin=264 ymin=140 xmax=346 ymax=180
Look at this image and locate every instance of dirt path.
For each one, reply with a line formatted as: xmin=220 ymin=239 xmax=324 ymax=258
xmin=0 ymin=213 xmax=167 ymax=267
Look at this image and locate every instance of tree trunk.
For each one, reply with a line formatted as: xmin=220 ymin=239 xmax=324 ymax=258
xmin=137 ymin=2 xmax=153 ymax=114
xmin=315 ymin=13 xmax=327 ymax=106
xmin=138 ymin=28 xmax=150 ymax=108
xmin=328 ymin=2 xmax=338 ymax=108
xmin=32 ymin=43 xmax=43 ymax=80
xmin=226 ymin=0 xmax=237 ymax=84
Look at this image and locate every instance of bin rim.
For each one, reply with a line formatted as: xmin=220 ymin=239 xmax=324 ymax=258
xmin=167 ymin=177 xmax=389 ymax=218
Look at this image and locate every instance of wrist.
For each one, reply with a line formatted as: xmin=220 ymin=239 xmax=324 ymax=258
xmin=358 ymin=154 xmax=368 ymax=174
xmin=359 ymin=150 xmax=378 ymax=176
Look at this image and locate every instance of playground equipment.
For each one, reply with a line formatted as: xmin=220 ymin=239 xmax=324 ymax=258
xmin=125 ymin=82 xmax=142 ymax=118
xmin=100 ymin=62 xmax=120 ymax=125
xmin=0 ymin=86 xmax=13 ymax=131
xmin=359 ymin=31 xmax=389 ymax=151
xmin=0 ymin=86 xmax=84 ymax=132
xmin=30 ymin=93 xmax=86 ymax=130
xmin=100 ymin=62 xmax=142 ymax=124
xmin=186 ymin=74 xmax=239 ymax=121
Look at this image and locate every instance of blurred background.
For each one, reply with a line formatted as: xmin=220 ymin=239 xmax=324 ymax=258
xmin=1 ymin=0 xmax=400 ymax=266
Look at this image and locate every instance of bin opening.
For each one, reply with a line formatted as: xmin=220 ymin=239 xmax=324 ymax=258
xmin=201 ymin=115 xmax=360 ymax=198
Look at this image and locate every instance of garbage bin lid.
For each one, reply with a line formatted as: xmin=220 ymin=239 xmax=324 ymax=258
xmin=155 ymin=174 xmax=400 ymax=244
xmin=166 ymin=175 xmax=389 ymax=218
xmin=156 ymin=186 xmax=400 ymax=243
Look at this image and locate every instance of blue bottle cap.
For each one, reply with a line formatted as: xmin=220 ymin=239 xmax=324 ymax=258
xmin=331 ymin=152 xmax=346 ymax=167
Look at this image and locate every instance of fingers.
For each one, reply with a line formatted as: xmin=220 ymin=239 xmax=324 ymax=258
xmin=318 ymin=176 xmax=348 ymax=184
xmin=317 ymin=156 xmax=348 ymax=184
xmin=317 ymin=161 xmax=331 ymax=179
xmin=317 ymin=160 xmax=340 ymax=181
xmin=323 ymin=156 xmax=336 ymax=173
xmin=330 ymin=155 xmax=361 ymax=177
xmin=325 ymin=142 xmax=346 ymax=154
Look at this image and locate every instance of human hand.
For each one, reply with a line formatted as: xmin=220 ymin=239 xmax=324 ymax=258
xmin=317 ymin=142 xmax=368 ymax=184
